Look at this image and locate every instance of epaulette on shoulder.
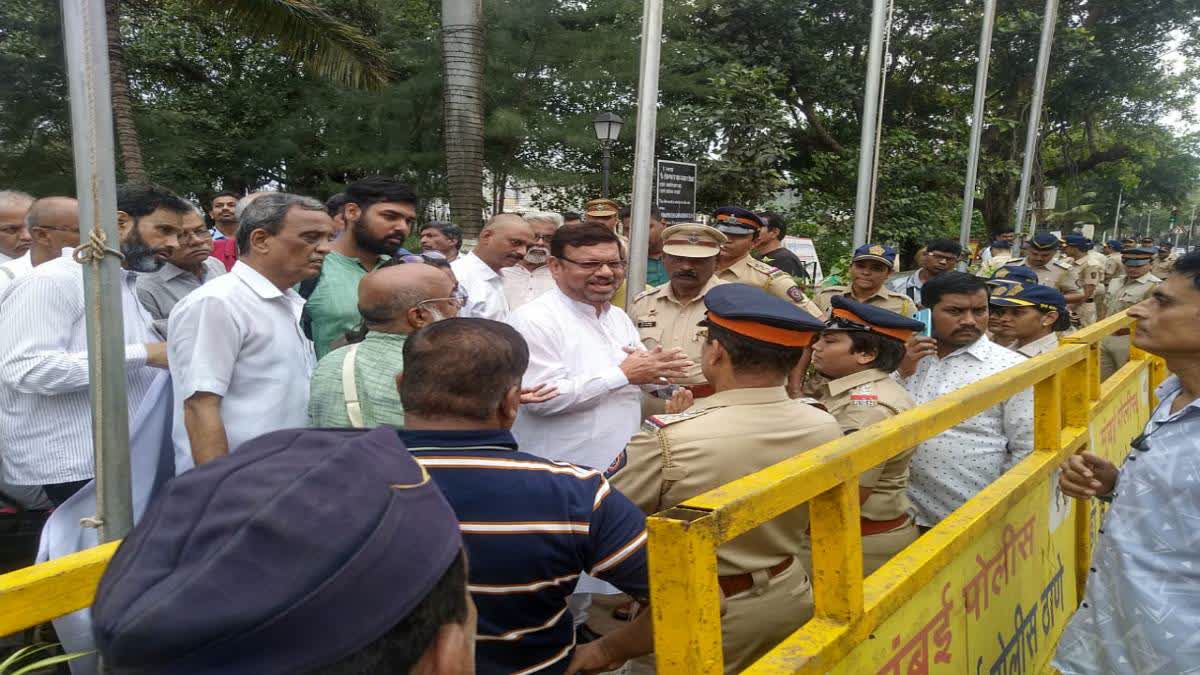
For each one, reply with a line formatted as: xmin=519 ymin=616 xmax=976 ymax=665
xmin=641 ymin=408 xmax=713 ymax=432
xmin=746 ymin=257 xmax=782 ymax=276
xmin=634 ymin=286 xmax=662 ymax=302
xmin=1053 ymin=259 xmax=1073 ymax=270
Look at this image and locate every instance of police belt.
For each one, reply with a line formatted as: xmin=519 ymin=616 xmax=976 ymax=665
xmin=683 ymin=382 xmax=717 ymax=398
xmin=718 ymin=557 xmax=794 ymax=597
xmin=860 ymin=514 xmax=911 ymax=536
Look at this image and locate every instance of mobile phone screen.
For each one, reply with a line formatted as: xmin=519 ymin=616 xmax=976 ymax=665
xmin=915 ymin=308 xmax=933 ymax=338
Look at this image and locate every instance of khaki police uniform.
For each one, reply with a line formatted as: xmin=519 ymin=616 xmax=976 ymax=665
xmin=1104 ymin=252 xmax=1124 ymax=284
xmin=1069 ymin=253 xmax=1105 ymax=326
xmin=1012 ymin=257 xmax=1080 ymax=297
xmin=632 ymin=277 xmax=725 ymax=415
xmin=815 ymin=369 xmax=918 ymax=575
xmin=1009 ymin=331 xmax=1059 ymax=358
xmin=1151 ymin=255 xmax=1177 ymax=279
xmin=814 ymin=285 xmax=915 ymax=318
xmin=610 ymin=387 xmax=842 ymax=673
xmin=1099 ymin=273 xmax=1160 ymax=379
xmin=719 ymin=255 xmax=821 ymax=317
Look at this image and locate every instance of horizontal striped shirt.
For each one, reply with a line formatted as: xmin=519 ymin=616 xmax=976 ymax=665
xmin=403 ymin=429 xmax=649 ymax=675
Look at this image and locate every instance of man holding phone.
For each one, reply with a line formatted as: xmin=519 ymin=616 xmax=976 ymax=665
xmin=896 ymin=272 xmax=1034 ymax=529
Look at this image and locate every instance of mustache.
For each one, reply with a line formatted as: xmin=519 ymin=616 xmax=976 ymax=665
xmin=671 ymin=270 xmax=698 ymax=278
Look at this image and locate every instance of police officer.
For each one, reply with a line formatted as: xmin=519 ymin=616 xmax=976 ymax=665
xmin=1062 ymin=234 xmax=1105 ymax=326
xmin=809 ymin=296 xmax=923 ymax=575
xmin=986 ymin=265 xmax=1041 ymax=343
xmin=989 ymin=283 xmax=1071 ymax=357
xmin=1152 ymin=240 xmax=1177 ymax=279
xmin=1007 ymin=232 xmax=1083 ymax=304
xmin=711 ymin=206 xmax=821 ymax=317
xmin=814 ymin=244 xmax=915 ymax=317
xmin=608 ymin=284 xmax=842 ymax=673
xmin=584 ymin=197 xmax=622 ymax=232
xmin=1102 ymin=239 xmax=1124 ymax=284
xmin=631 ymin=223 xmax=728 ymax=413
xmin=1099 ymin=246 xmax=1161 ymax=379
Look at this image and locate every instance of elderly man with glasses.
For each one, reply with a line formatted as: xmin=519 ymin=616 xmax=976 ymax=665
xmin=502 ymin=211 xmax=562 ymax=310
xmin=136 ymin=205 xmax=226 ymax=329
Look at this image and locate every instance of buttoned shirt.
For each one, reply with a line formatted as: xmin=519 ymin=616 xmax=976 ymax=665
xmin=898 ymin=335 xmax=1034 ymax=526
xmin=820 ymin=369 xmax=917 ymax=522
xmin=452 ymin=252 xmax=510 ymax=320
xmin=1151 ymin=254 xmax=1176 ymax=279
xmin=629 ymin=277 xmax=724 ymax=385
xmin=1054 ymin=375 xmax=1200 ymax=674
xmin=1102 ymin=273 xmax=1160 ymax=319
xmin=719 ymin=254 xmax=821 ymax=316
xmin=0 ymin=252 xmax=159 ymax=484
xmin=885 ymin=269 xmax=931 ymax=306
xmin=813 ymin=284 xmax=915 ymax=318
xmin=308 ymin=331 xmax=407 ymax=428
xmin=1103 ymin=252 xmax=1123 ymax=283
xmin=135 ymin=257 xmax=226 ymax=323
xmin=304 ymin=250 xmax=386 ymax=360
xmin=1006 ymin=331 xmax=1059 ymax=358
xmin=501 ymin=263 xmax=556 ymax=310
xmin=168 ymin=261 xmax=316 ymax=475
xmin=509 ymin=288 xmax=647 ymax=472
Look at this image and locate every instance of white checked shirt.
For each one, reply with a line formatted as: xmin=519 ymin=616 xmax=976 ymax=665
xmin=501 ymin=263 xmax=556 ymax=310
xmin=451 ymin=252 xmax=510 ymax=320
xmin=168 ymin=261 xmax=316 ymax=475
xmin=0 ymin=252 xmax=160 ymax=484
xmin=898 ymin=334 xmax=1033 ymax=526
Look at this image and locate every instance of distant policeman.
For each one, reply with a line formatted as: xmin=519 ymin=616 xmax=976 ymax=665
xmin=1007 ymin=233 xmax=1083 ymax=303
xmin=631 ymin=223 xmax=727 ymax=409
xmin=1099 ymin=246 xmax=1161 ymax=379
xmin=711 ymin=206 xmax=821 ymax=317
xmin=989 ymin=282 xmax=1071 ymax=358
xmin=809 ymin=296 xmax=923 ymax=575
xmin=814 ymin=244 xmax=915 ymax=318
xmin=1152 ymin=240 xmax=1177 ymax=279
xmin=1102 ymin=239 xmax=1124 ymax=284
xmin=1062 ymin=234 xmax=1105 ymax=326
xmin=608 ymin=284 xmax=841 ymax=673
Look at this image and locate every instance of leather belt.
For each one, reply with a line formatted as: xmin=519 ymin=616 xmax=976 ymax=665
xmin=1085 ymin=298 xmax=1095 ymax=303
xmin=718 ymin=557 xmax=793 ymax=597
xmin=684 ymin=383 xmax=716 ymax=398
xmin=1113 ymin=328 xmax=1130 ymax=337
xmin=860 ymin=515 xmax=911 ymax=536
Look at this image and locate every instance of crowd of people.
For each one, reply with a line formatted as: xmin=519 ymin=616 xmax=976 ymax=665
xmin=0 ymin=179 xmax=1195 ymax=674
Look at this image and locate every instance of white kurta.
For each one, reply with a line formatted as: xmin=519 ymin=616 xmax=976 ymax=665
xmin=451 ymin=252 xmax=510 ymax=321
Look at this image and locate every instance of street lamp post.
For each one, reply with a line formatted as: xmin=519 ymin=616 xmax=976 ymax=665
xmin=593 ymin=112 xmax=623 ymax=198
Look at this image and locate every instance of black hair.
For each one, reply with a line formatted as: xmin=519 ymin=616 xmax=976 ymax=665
xmin=325 ymin=193 xmax=348 ymax=217
xmin=343 ymin=176 xmax=418 ymax=212
xmin=116 ymin=184 xmax=190 ymax=220
xmin=847 ymin=332 xmax=906 ymax=373
xmin=1171 ymin=250 xmax=1200 ymax=291
xmin=1049 ymin=307 xmax=1072 ymax=332
xmin=550 ymin=222 xmax=621 ymax=259
xmin=921 ymin=271 xmax=987 ymax=310
xmin=561 ymin=211 xmax=582 ymax=222
xmin=401 ymin=318 xmax=529 ymax=421
xmin=995 ymin=227 xmax=1015 ymax=236
xmin=422 ymin=221 xmax=463 ymax=249
xmin=210 ymin=191 xmax=238 ymax=206
xmin=760 ymin=212 xmax=788 ymax=240
xmin=617 ymin=205 xmax=663 ymax=221
xmin=925 ymin=238 xmax=963 ymax=257
xmin=311 ymin=552 xmax=468 ymax=674
xmin=706 ymin=323 xmax=804 ymax=376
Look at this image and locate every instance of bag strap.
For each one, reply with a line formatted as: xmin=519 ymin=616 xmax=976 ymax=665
xmin=341 ymin=343 xmax=365 ymax=427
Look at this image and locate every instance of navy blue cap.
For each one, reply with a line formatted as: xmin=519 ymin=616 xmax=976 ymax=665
xmin=1063 ymin=234 xmax=1092 ymax=250
xmin=700 ymin=283 xmax=824 ymax=346
xmin=1028 ymin=233 xmax=1062 ymax=251
xmin=93 ymin=427 xmax=462 ymax=675
xmin=852 ymin=243 xmax=897 ymax=268
xmin=991 ymin=239 xmax=1013 ymax=249
xmin=711 ymin=206 xmax=764 ymax=236
xmin=988 ymin=282 xmax=1067 ymax=313
xmin=988 ymin=264 xmax=1039 ymax=287
xmin=825 ymin=295 xmax=923 ymax=341
xmin=1106 ymin=239 xmax=1123 ymax=251
xmin=1122 ymin=246 xmax=1156 ymax=267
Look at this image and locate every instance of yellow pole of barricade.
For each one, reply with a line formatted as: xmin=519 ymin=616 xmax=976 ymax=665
xmin=646 ymin=509 xmax=724 ymax=673
xmin=810 ymin=482 xmax=864 ymax=622
xmin=1033 ymin=371 xmax=1063 ymax=454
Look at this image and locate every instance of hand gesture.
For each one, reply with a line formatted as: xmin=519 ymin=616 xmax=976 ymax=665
xmin=620 ymin=346 xmax=693 ymax=386
xmin=564 ymin=639 xmax=626 ymax=675
xmin=898 ymin=336 xmax=936 ymax=377
xmin=519 ymin=383 xmax=559 ymax=404
xmin=1058 ymin=452 xmax=1118 ymax=500
xmin=665 ymin=387 xmax=695 ymax=414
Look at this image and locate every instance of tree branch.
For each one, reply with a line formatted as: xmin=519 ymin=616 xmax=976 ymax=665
xmin=1044 ymin=144 xmax=1131 ymax=179
xmin=797 ymin=96 xmax=846 ymax=155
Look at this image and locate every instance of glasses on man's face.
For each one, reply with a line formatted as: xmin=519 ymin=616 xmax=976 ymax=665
xmin=179 ymin=229 xmax=213 ymax=243
xmin=418 ymin=290 xmax=466 ymax=310
xmin=559 ymin=256 xmax=627 ymax=273
xmin=0 ymin=224 xmax=27 ymax=236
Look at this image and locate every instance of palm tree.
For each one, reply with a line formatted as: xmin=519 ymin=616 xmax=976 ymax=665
xmin=104 ymin=0 xmax=394 ymax=184
xmin=441 ymin=0 xmax=486 ymax=237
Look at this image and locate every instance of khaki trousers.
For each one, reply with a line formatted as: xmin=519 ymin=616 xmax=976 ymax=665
xmin=862 ymin=521 xmax=919 ymax=576
xmin=1100 ymin=334 xmax=1130 ymax=381
xmin=1076 ymin=301 xmax=1098 ymax=327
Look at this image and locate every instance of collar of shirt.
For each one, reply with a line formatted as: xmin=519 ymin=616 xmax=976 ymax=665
xmin=938 ymin=334 xmax=994 ymax=362
xmin=696 ymin=385 xmax=790 ymax=409
xmin=397 ymin=428 xmax=519 ymax=452
xmin=362 ymin=330 xmax=407 ymax=349
xmin=663 ymin=276 xmax=720 ymax=305
xmin=231 ymin=260 xmax=304 ymax=315
xmin=151 ymin=261 xmax=196 ymax=282
xmin=826 ymin=368 xmax=891 ymax=398
xmin=1151 ymin=375 xmax=1200 ymax=422
xmin=460 ymin=252 xmax=500 ymax=281
xmin=1016 ymin=332 xmax=1058 ymax=357
xmin=325 ymin=249 xmax=386 ymax=272
xmin=554 ymin=287 xmax=615 ymax=320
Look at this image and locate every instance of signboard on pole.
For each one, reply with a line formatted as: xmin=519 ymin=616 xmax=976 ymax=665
xmin=656 ymin=160 xmax=698 ymax=223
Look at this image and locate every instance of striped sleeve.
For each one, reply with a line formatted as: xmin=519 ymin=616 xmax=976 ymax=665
xmin=586 ymin=476 xmax=650 ymax=600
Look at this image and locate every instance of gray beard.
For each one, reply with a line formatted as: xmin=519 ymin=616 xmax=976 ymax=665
xmin=524 ymin=248 xmax=549 ymax=265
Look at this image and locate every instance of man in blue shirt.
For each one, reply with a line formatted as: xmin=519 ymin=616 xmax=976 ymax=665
xmin=399 ymin=317 xmax=653 ymax=674
xmin=1054 ymin=250 xmax=1200 ymax=673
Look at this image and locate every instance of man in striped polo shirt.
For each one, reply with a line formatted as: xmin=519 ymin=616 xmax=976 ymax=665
xmin=398 ymin=318 xmax=653 ymax=675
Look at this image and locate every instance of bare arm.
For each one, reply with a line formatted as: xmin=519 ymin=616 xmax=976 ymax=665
xmin=184 ymin=392 xmax=229 ymax=466
xmin=565 ymin=606 xmax=654 ymax=674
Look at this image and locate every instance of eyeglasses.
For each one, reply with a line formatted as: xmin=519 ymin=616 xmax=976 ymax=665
xmin=179 ymin=229 xmax=213 ymax=243
xmin=418 ymin=292 xmax=466 ymax=310
xmin=559 ymin=256 xmax=627 ymax=272
xmin=30 ymin=226 xmax=78 ymax=233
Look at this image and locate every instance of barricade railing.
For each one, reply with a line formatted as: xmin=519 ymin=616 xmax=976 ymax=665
xmin=645 ymin=310 xmax=1162 ymax=673
xmin=0 ymin=312 xmax=1164 ymax=672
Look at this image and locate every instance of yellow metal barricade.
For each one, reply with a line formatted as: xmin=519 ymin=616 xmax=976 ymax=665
xmin=0 ymin=312 xmax=1164 ymax=674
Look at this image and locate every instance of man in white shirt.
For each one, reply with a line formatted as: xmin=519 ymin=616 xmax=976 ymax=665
xmin=169 ymin=193 xmax=333 ymax=474
xmin=0 ymin=190 xmax=34 ymax=264
xmin=451 ymin=213 xmax=534 ymax=320
xmin=886 ymin=238 xmax=962 ymax=307
xmin=897 ymin=271 xmax=1033 ymax=528
xmin=501 ymin=211 xmax=561 ymax=310
xmin=0 ymin=197 xmax=80 ymax=296
xmin=0 ymin=184 xmax=184 ymax=505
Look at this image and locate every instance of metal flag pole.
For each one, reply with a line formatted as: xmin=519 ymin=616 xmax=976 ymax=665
xmin=622 ymin=0 xmax=663 ymax=305
xmin=60 ymin=0 xmax=134 ymax=542
xmin=1112 ymin=186 xmax=1123 ymax=236
xmin=1012 ymin=0 xmax=1060 ymax=237
xmin=958 ymin=0 xmax=998 ymax=262
xmin=851 ymin=0 xmax=889 ymax=249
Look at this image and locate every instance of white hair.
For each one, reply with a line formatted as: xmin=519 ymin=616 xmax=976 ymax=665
xmin=0 ymin=190 xmax=34 ymax=210
xmin=234 ymin=191 xmax=272 ymax=223
xmin=524 ymin=211 xmax=563 ymax=228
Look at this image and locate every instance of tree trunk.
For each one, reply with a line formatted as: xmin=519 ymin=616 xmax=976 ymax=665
xmin=105 ymin=0 xmax=147 ymax=183
xmin=441 ymin=0 xmax=485 ymax=238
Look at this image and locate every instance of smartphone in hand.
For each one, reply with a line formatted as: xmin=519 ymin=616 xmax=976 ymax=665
xmin=915 ymin=308 xmax=933 ymax=338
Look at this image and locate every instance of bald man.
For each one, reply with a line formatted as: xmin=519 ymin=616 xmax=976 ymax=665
xmin=451 ymin=213 xmax=534 ymax=320
xmin=308 ymin=262 xmax=462 ymax=427
xmin=0 ymin=190 xmax=34 ymax=264
xmin=0 ymin=197 xmax=79 ymax=298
